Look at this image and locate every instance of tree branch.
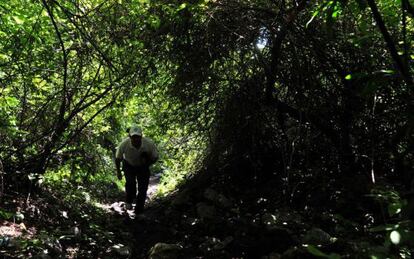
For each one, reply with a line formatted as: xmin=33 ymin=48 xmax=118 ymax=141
xmin=41 ymin=0 xmax=68 ymax=124
xmin=52 ymin=99 xmax=116 ymax=155
xmin=265 ymin=0 xmax=309 ymax=103
xmin=366 ymin=0 xmax=413 ymax=87
xmin=274 ymin=99 xmax=341 ymax=147
xmin=403 ymin=0 xmax=414 ymax=17
xmin=52 ymin=0 xmax=117 ymax=72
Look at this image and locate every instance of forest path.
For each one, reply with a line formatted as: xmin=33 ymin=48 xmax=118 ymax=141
xmin=0 ymin=172 xmax=165 ymax=258
xmin=95 ymin=172 xmax=162 ymax=216
xmin=147 ymin=172 xmax=162 ymax=201
xmin=71 ymin=172 xmax=166 ymax=257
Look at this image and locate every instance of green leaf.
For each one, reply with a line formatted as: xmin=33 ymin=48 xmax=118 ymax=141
xmin=369 ymin=224 xmax=398 ymax=232
xmin=307 ymin=245 xmax=341 ymax=259
xmin=32 ymin=77 xmax=46 ymax=87
xmin=0 ymin=209 xmax=14 ymax=220
xmin=390 ymin=230 xmax=401 ymax=245
xmin=5 ymin=96 xmax=19 ymax=107
xmin=377 ymin=70 xmax=394 ymax=75
xmin=28 ymin=173 xmax=38 ymax=180
xmin=306 ymin=10 xmax=319 ymax=28
xmin=149 ymin=15 xmax=161 ymax=29
xmin=308 ymin=245 xmax=328 ymax=257
xmin=13 ymin=16 xmax=24 ymax=25
xmin=388 ymin=202 xmax=402 ymax=216
xmin=0 ymin=53 xmax=9 ymax=61
xmin=178 ymin=3 xmax=187 ymax=10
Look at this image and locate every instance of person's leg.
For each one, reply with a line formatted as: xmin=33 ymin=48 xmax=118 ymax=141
xmin=135 ymin=167 xmax=150 ymax=214
xmin=123 ymin=162 xmax=137 ymax=206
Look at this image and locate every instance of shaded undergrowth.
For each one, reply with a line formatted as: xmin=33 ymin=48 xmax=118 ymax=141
xmin=1 ymin=170 xmax=413 ymax=258
xmin=0 ymin=178 xmax=136 ymax=258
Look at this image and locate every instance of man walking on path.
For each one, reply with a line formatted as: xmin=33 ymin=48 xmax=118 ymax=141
xmin=115 ymin=125 xmax=158 ymax=215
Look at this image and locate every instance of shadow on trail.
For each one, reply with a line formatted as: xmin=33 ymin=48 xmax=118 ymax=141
xmin=96 ymin=172 xmax=162 ymax=216
xmin=83 ymin=172 xmax=167 ymax=258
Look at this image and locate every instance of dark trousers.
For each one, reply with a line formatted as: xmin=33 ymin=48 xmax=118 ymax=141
xmin=123 ymin=160 xmax=150 ymax=213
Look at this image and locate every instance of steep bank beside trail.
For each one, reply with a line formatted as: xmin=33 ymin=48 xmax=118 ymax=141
xmin=131 ymin=172 xmax=404 ymax=258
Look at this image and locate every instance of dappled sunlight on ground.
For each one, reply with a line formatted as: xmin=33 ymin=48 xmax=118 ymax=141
xmin=0 ymin=221 xmax=36 ymax=239
xmin=94 ymin=201 xmax=124 ymax=213
xmin=147 ymin=172 xmax=162 ymax=200
xmin=93 ymin=173 xmax=162 ymax=219
xmin=0 ymin=172 xmax=164 ymax=257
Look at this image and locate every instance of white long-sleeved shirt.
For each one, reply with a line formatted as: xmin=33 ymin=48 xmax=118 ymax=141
xmin=115 ymin=137 xmax=158 ymax=167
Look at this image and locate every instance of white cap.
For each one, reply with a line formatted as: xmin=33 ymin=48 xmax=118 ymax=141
xmin=129 ymin=125 xmax=142 ymax=136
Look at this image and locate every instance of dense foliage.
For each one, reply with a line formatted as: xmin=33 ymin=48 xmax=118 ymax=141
xmin=138 ymin=0 xmax=414 ymax=205
xmin=0 ymin=0 xmax=205 ymax=193
xmin=1 ymin=0 xmax=413 ymax=257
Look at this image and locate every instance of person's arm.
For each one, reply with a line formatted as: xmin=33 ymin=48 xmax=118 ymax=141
xmin=141 ymin=139 xmax=158 ymax=167
xmin=115 ymin=140 xmax=125 ymax=180
xmin=115 ymin=158 xmax=122 ymax=180
xmin=148 ymin=140 xmax=159 ymax=166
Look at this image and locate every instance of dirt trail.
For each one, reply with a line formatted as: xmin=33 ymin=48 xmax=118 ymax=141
xmin=95 ymin=172 xmax=162 ymax=216
xmin=147 ymin=172 xmax=162 ymax=200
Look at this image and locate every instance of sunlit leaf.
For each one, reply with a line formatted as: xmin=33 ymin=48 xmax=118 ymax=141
xmin=178 ymin=3 xmax=187 ymax=10
xmin=4 ymin=96 xmax=19 ymax=107
xmin=390 ymin=230 xmax=401 ymax=245
xmin=28 ymin=173 xmax=38 ymax=180
xmin=61 ymin=211 xmax=68 ymax=218
xmin=13 ymin=16 xmax=24 ymax=25
xmin=306 ymin=10 xmax=319 ymax=28
xmin=369 ymin=224 xmax=398 ymax=232
xmin=377 ymin=70 xmax=394 ymax=75
xmin=388 ymin=202 xmax=402 ymax=216
xmin=0 ymin=53 xmax=9 ymax=61
xmin=32 ymin=77 xmax=47 ymax=87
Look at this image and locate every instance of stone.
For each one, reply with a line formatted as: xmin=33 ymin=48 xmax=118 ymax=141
xmin=217 ymin=194 xmax=232 ymax=208
xmin=199 ymin=236 xmax=220 ymax=251
xmin=261 ymin=213 xmax=278 ymax=226
xmin=36 ymin=251 xmax=52 ymax=259
xmin=148 ymin=243 xmax=183 ymax=259
xmin=204 ymin=188 xmax=219 ymax=201
xmin=204 ymin=189 xmax=232 ymax=209
xmin=199 ymin=236 xmax=233 ymax=251
xmin=111 ymin=244 xmax=131 ymax=257
xmin=196 ymin=202 xmax=216 ymax=220
xmin=303 ymin=228 xmax=335 ymax=246
xmin=213 ymin=236 xmax=234 ymax=250
xmin=171 ymin=192 xmax=191 ymax=207
xmin=282 ymin=246 xmax=309 ymax=258
xmin=261 ymin=252 xmax=281 ymax=259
